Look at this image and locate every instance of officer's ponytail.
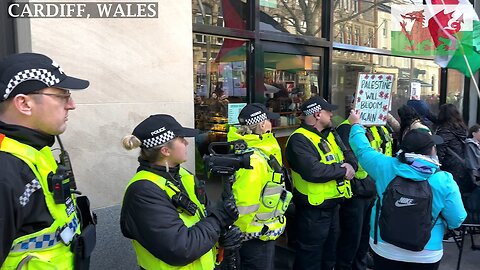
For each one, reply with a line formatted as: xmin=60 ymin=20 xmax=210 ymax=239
xmin=122 ymin=135 xmax=173 ymax=163
xmin=122 ymin=135 xmax=142 ymax=150
xmin=237 ymin=122 xmax=262 ymax=135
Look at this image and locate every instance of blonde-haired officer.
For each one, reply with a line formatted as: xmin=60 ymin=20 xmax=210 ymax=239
xmin=120 ymin=114 xmax=240 ymax=269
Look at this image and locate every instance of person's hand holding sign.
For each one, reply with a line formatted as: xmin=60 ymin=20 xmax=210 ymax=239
xmin=348 ymin=109 xmax=361 ymax=125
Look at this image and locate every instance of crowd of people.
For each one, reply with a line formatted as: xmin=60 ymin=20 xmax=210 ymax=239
xmin=0 ymin=51 xmax=475 ymax=270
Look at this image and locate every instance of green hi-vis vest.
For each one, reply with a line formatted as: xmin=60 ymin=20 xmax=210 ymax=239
xmin=233 ymin=148 xmax=292 ymax=242
xmin=125 ymin=169 xmax=215 ymax=270
xmin=287 ymin=128 xmax=352 ymax=206
xmin=369 ymin=126 xmax=393 ymax=157
xmin=0 ymin=134 xmax=80 ymax=270
xmin=338 ymin=120 xmax=393 ymax=179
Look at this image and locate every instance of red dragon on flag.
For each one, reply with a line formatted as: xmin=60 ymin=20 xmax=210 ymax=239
xmin=392 ymin=0 xmax=480 ymax=77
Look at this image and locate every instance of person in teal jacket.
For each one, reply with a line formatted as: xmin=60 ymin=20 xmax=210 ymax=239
xmin=348 ymin=111 xmax=466 ymax=270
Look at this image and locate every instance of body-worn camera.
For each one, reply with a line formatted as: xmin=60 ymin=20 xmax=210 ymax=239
xmin=48 ymin=165 xmax=72 ymax=204
xmin=203 ymin=140 xmax=253 ymax=176
xmin=172 ymin=192 xmax=198 ymax=216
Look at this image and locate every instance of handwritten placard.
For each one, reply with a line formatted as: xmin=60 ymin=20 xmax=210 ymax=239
xmin=354 ymin=73 xmax=395 ymax=125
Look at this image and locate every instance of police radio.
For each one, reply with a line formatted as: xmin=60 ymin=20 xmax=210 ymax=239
xmin=56 ymin=136 xmax=77 ymax=191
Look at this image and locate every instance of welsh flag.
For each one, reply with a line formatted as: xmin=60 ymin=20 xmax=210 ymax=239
xmin=427 ymin=0 xmax=480 ymax=77
xmin=391 ymin=1 xmax=480 ymax=77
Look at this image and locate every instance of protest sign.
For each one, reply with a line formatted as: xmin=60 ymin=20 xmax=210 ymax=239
xmin=354 ymin=73 xmax=395 ymax=125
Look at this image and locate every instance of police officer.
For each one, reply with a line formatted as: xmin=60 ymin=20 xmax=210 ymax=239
xmin=120 ymin=114 xmax=240 ymax=270
xmin=286 ymin=96 xmax=356 ymax=270
xmin=227 ymin=103 xmax=292 ymax=270
xmin=0 ymin=53 xmax=95 ymax=269
xmin=336 ymin=104 xmax=393 ymax=270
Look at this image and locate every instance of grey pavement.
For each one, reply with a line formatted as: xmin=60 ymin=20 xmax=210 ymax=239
xmin=90 ymin=204 xmax=480 ymax=270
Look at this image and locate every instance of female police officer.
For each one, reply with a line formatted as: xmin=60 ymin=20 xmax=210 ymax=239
xmin=120 ymin=114 xmax=239 ymax=269
xmin=227 ymin=104 xmax=292 ymax=270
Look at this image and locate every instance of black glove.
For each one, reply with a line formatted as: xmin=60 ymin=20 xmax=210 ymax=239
xmin=219 ymin=225 xmax=242 ymax=251
xmin=209 ymin=194 xmax=239 ymax=228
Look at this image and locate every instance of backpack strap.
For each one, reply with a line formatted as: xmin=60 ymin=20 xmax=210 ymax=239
xmin=446 ymin=146 xmax=466 ymax=166
xmin=374 ymin=194 xmax=381 ymax=245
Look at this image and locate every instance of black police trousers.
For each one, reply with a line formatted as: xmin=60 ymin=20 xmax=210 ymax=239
xmin=293 ymin=204 xmax=340 ymax=270
xmin=335 ymin=196 xmax=375 ymax=270
xmin=239 ymin=238 xmax=275 ymax=270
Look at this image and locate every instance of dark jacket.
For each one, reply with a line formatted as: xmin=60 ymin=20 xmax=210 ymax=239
xmin=436 ymin=125 xmax=469 ymax=191
xmin=120 ymin=162 xmax=222 ymax=266
xmin=337 ymin=123 xmax=376 ymax=198
xmin=285 ymin=123 xmax=357 ymax=207
xmin=0 ymin=121 xmax=55 ymax=265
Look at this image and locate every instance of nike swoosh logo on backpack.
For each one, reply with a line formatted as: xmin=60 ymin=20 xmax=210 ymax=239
xmin=395 ymin=200 xmax=417 ymax=207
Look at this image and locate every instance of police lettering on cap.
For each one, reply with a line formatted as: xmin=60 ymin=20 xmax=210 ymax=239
xmin=0 ymin=53 xmax=89 ymax=102
xmin=132 ymin=114 xmax=199 ymax=149
xmin=301 ymin=96 xmax=338 ymax=116
xmin=238 ymin=103 xmax=279 ymax=126
xmin=400 ymin=129 xmax=444 ymax=155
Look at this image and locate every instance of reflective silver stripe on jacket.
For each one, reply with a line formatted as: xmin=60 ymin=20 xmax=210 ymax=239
xmin=18 ymin=178 xmax=41 ymax=207
xmin=263 ymin=185 xmax=284 ymax=196
xmin=237 ymin=204 xmax=260 ymax=215
xmin=255 ymin=211 xmax=280 ymax=221
xmin=10 ymin=217 xmax=79 ymax=253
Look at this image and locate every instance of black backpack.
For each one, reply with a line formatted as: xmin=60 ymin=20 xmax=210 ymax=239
xmin=374 ymin=175 xmax=439 ymax=251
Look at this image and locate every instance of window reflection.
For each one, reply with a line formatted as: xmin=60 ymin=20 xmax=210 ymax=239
xmin=331 ymin=50 xmax=440 ymax=125
xmin=263 ymin=53 xmax=320 ymax=129
xmin=193 ymin=33 xmax=247 ymax=140
xmin=260 ymin=0 xmax=323 ymax=37
xmin=192 ymin=0 xmax=247 ymax=30
xmin=446 ymin=70 xmax=465 ymax=113
xmin=193 ymin=33 xmax=248 ymax=175
xmin=333 ymin=0 xmax=412 ymax=49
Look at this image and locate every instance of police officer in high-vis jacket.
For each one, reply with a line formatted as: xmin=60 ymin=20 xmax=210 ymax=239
xmin=227 ymin=104 xmax=292 ymax=270
xmin=286 ymin=96 xmax=356 ymax=270
xmin=120 ymin=114 xmax=240 ymax=270
xmin=335 ymin=97 xmax=393 ymax=270
xmin=0 ymin=53 xmax=96 ymax=269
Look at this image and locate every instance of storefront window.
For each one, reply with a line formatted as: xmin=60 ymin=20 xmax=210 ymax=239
xmin=333 ymin=0 xmax=411 ymax=49
xmin=192 ymin=0 xmax=248 ymax=30
xmin=446 ymin=69 xmax=465 ymax=113
xmin=259 ymin=0 xmax=322 ymax=37
xmin=193 ymin=34 xmax=248 ymax=173
xmin=262 ymin=53 xmax=320 ymax=132
xmin=412 ymin=59 xmax=441 ymax=115
xmin=331 ymin=50 xmax=440 ymax=126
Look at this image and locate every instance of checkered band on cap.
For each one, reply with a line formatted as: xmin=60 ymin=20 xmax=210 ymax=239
xmin=142 ymin=130 xmax=176 ymax=148
xmin=3 ymin=68 xmax=61 ymax=100
xmin=244 ymin=112 xmax=268 ymax=126
xmin=303 ymin=104 xmax=322 ymax=116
